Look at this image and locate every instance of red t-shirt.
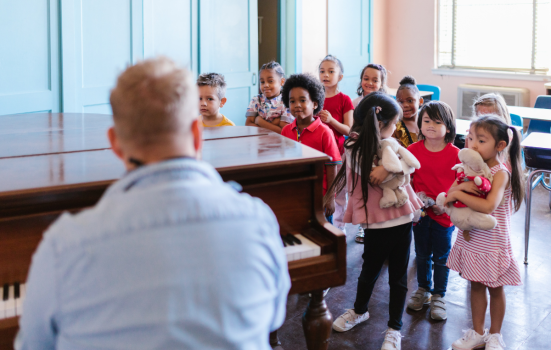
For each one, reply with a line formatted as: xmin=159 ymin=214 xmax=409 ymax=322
xmin=281 ymin=117 xmax=342 ymax=195
xmin=407 ymin=141 xmax=461 ymax=228
xmin=322 ymin=92 xmax=354 ymax=154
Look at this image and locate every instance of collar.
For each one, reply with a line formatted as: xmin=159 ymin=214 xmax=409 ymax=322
xmin=261 ymin=93 xmax=282 ymax=103
xmin=291 ymin=117 xmax=322 ymax=133
xmin=102 ymin=158 xmax=223 ymax=197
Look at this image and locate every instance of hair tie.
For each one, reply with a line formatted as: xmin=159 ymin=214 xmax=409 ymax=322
xmin=507 ymin=127 xmax=514 ymax=143
xmin=349 ymin=131 xmax=360 ymax=140
xmin=375 ymin=106 xmax=382 ymax=114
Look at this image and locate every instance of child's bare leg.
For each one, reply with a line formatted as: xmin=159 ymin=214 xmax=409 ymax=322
xmin=470 ymin=281 xmax=488 ymax=335
xmin=488 ymin=286 xmax=506 ymax=334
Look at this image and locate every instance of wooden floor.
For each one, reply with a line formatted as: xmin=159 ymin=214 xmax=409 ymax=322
xmin=278 ymin=185 xmax=551 ymax=350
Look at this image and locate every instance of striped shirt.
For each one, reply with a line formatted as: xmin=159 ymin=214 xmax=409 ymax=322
xmin=447 ymin=163 xmax=522 ymax=288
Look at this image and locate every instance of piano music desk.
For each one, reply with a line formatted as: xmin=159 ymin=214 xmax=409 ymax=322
xmin=0 ymin=113 xmax=345 ymax=350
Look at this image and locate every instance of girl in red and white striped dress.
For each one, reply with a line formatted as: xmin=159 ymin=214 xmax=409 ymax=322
xmin=443 ymin=115 xmax=524 ymax=350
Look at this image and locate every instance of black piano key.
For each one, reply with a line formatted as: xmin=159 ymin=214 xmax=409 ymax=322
xmin=282 ymin=235 xmax=295 ymax=246
xmin=289 ymin=235 xmax=302 ymax=245
xmin=3 ymin=284 xmax=8 ymax=300
xmin=14 ymin=282 xmax=20 ymax=299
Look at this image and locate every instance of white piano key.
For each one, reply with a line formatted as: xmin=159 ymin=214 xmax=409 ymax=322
xmin=0 ymin=286 xmax=5 ymax=319
xmin=5 ymin=285 xmax=16 ymax=318
xmin=283 ymin=234 xmax=321 ymax=262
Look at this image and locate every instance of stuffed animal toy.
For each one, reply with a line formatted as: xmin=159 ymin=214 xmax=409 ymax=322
xmin=436 ymin=148 xmax=497 ymax=232
xmin=376 ymin=138 xmax=421 ymax=208
xmin=413 ymin=192 xmax=436 ymax=223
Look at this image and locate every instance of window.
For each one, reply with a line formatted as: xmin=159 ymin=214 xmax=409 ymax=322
xmin=437 ymin=0 xmax=551 ymax=75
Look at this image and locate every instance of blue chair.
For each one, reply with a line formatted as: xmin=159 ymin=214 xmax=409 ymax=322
xmin=417 ymin=84 xmax=441 ymax=101
xmin=526 ymin=95 xmax=551 ymax=134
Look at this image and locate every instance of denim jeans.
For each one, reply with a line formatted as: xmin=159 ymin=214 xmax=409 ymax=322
xmin=353 ymin=222 xmax=412 ymax=331
xmin=412 ymin=215 xmax=454 ymax=297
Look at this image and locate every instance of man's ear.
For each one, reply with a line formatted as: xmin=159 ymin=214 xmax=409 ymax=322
xmin=191 ymin=119 xmax=203 ymax=153
xmin=108 ymin=127 xmax=124 ymax=161
xmin=220 ymin=97 xmax=227 ymax=108
xmin=496 ymin=140 xmax=507 ymax=152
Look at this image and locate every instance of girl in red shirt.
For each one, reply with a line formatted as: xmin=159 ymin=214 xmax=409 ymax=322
xmin=318 ymin=55 xmax=354 ymax=232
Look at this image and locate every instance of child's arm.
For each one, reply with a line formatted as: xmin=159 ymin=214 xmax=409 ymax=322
xmin=444 ymin=170 xmax=508 ymax=214
xmin=447 ymin=180 xmax=483 ymax=196
xmin=319 ymin=110 xmax=353 ymax=136
xmin=245 ymin=116 xmax=258 ymax=126
xmin=324 ymin=164 xmax=337 ymax=216
xmin=255 ymin=116 xmax=283 ymax=133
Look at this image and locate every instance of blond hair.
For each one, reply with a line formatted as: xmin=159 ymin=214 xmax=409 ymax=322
xmin=472 ymin=93 xmax=511 ymax=125
xmin=110 ymin=57 xmax=197 ymax=148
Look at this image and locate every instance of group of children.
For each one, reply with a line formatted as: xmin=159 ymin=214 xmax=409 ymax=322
xmin=196 ymin=57 xmax=524 ymax=350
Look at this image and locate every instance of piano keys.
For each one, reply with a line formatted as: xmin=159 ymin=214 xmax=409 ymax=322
xmin=0 ymin=284 xmax=25 ymax=319
xmin=0 ymin=113 xmax=346 ymax=350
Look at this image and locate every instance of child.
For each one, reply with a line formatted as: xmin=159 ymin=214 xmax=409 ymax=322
xmin=470 ymin=93 xmax=513 ymax=166
xmin=406 ymin=101 xmax=460 ymax=321
xmin=393 ymin=76 xmax=423 ymax=148
xmin=352 ymin=63 xmax=389 ymax=107
xmin=318 ymin=55 xmax=354 ymax=232
xmin=197 ymin=73 xmax=235 ymax=127
xmin=246 ymin=61 xmax=294 ymax=133
xmin=327 ymin=92 xmax=423 ymax=350
xmin=281 ymin=73 xmax=341 ymax=222
xmin=445 ymin=115 xmax=524 ymax=350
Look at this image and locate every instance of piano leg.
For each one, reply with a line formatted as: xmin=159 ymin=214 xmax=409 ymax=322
xmin=302 ymin=290 xmax=332 ymax=350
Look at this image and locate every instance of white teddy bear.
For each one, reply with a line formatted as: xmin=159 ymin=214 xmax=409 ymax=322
xmin=435 ymin=148 xmax=497 ymax=232
xmin=376 ymin=138 xmax=421 ymax=208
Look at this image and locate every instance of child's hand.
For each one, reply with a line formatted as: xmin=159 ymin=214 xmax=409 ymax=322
xmin=459 ymin=181 xmax=483 ymax=195
xmin=431 ymin=205 xmax=445 ymax=216
xmin=444 ymin=192 xmax=457 ymax=206
xmin=324 ymin=199 xmax=336 ymax=217
xmin=318 ymin=110 xmax=333 ymax=124
xmin=370 ymin=165 xmax=389 ymax=186
xmin=254 ymin=116 xmax=263 ymax=125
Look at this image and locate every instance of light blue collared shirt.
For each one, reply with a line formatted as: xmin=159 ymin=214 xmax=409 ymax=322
xmin=16 ymin=158 xmax=290 ymax=350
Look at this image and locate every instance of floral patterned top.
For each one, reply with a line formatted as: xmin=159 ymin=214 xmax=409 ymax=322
xmin=246 ymin=93 xmax=294 ymax=123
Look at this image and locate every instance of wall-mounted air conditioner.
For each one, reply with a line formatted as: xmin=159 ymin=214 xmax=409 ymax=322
xmin=457 ymin=84 xmax=530 ymax=119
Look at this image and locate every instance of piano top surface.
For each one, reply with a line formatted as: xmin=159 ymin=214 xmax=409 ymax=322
xmin=0 ymin=113 xmax=329 ymax=194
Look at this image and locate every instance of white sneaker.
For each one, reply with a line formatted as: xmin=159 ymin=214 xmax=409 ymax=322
xmin=485 ymin=333 xmax=506 ymax=350
xmin=381 ymin=328 xmax=402 ymax=350
xmin=332 ymin=309 xmax=369 ymax=332
xmin=451 ymin=329 xmax=488 ymax=350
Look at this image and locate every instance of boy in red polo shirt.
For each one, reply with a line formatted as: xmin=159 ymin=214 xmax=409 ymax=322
xmin=281 ymin=73 xmax=342 ymax=222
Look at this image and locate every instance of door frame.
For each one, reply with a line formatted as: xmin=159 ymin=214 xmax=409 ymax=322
xmin=278 ymin=0 xmax=302 ymax=75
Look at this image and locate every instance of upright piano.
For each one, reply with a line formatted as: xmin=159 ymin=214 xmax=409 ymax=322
xmin=0 ymin=113 xmax=346 ymax=350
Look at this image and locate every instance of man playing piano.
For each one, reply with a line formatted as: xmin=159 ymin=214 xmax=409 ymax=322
xmin=15 ymin=57 xmax=291 ymax=350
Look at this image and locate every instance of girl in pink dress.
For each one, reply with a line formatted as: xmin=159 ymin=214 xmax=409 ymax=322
xmin=325 ymin=92 xmax=423 ymax=350
xmin=445 ymin=115 xmax=524 ymax=350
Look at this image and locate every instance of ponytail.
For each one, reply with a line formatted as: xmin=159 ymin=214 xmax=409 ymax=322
xmin=507 ymin=126 xmax=524 ymax=212
xmin=324 ymin=92 xmax=400 ymax=211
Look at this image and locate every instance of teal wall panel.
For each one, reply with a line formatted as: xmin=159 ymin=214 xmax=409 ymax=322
xmin=143 ymin=0 xmax=197 ymax=74
xmin=200 ymin=0 xmax=258 ymax=126
xmin=62 ymin=0 xmax=143 ymax=114
xmin=0 ymin=0 xmax=60 ymax=115
xmin=328 ymin=0 xmax=372 ymax=99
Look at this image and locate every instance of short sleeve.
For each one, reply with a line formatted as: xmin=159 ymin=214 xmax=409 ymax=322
xmin=280 ymin=108 xmax=295 ymax=124
xmin=246 ymin=96 xmax=260 ymax=117
xmin=342 ymin=94 xmax=354 ymax=114
xmin=322 ymin=128 xmax=342 ymax=165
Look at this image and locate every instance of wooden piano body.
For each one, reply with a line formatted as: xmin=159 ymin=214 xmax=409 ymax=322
xmin=0 ymin=113 xmax=346 ymax=350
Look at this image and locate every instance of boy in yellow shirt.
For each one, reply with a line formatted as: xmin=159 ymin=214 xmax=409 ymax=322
xmin=197 ymin=73 xmax=235 ymax=127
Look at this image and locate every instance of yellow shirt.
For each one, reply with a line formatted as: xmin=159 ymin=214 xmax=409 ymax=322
xmin=393 ymin=120 xmax=418 ymax=148
xmin=202 ymin=114 xmax=235 ymax=127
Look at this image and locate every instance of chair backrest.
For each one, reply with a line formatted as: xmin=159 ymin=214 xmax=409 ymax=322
xmin=417 ymin=84 xmax=441 ymax=101
xmin=527 ymin=95 xmax=551 ymax=134
xmin=510 ymin=113 xmax=523 ymax=127
xmin=534 ymin=95 xmax=551 ymax=109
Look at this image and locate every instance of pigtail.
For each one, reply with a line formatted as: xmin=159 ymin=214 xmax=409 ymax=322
xmin=507 ymin=126 xmax=524 ymax=212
